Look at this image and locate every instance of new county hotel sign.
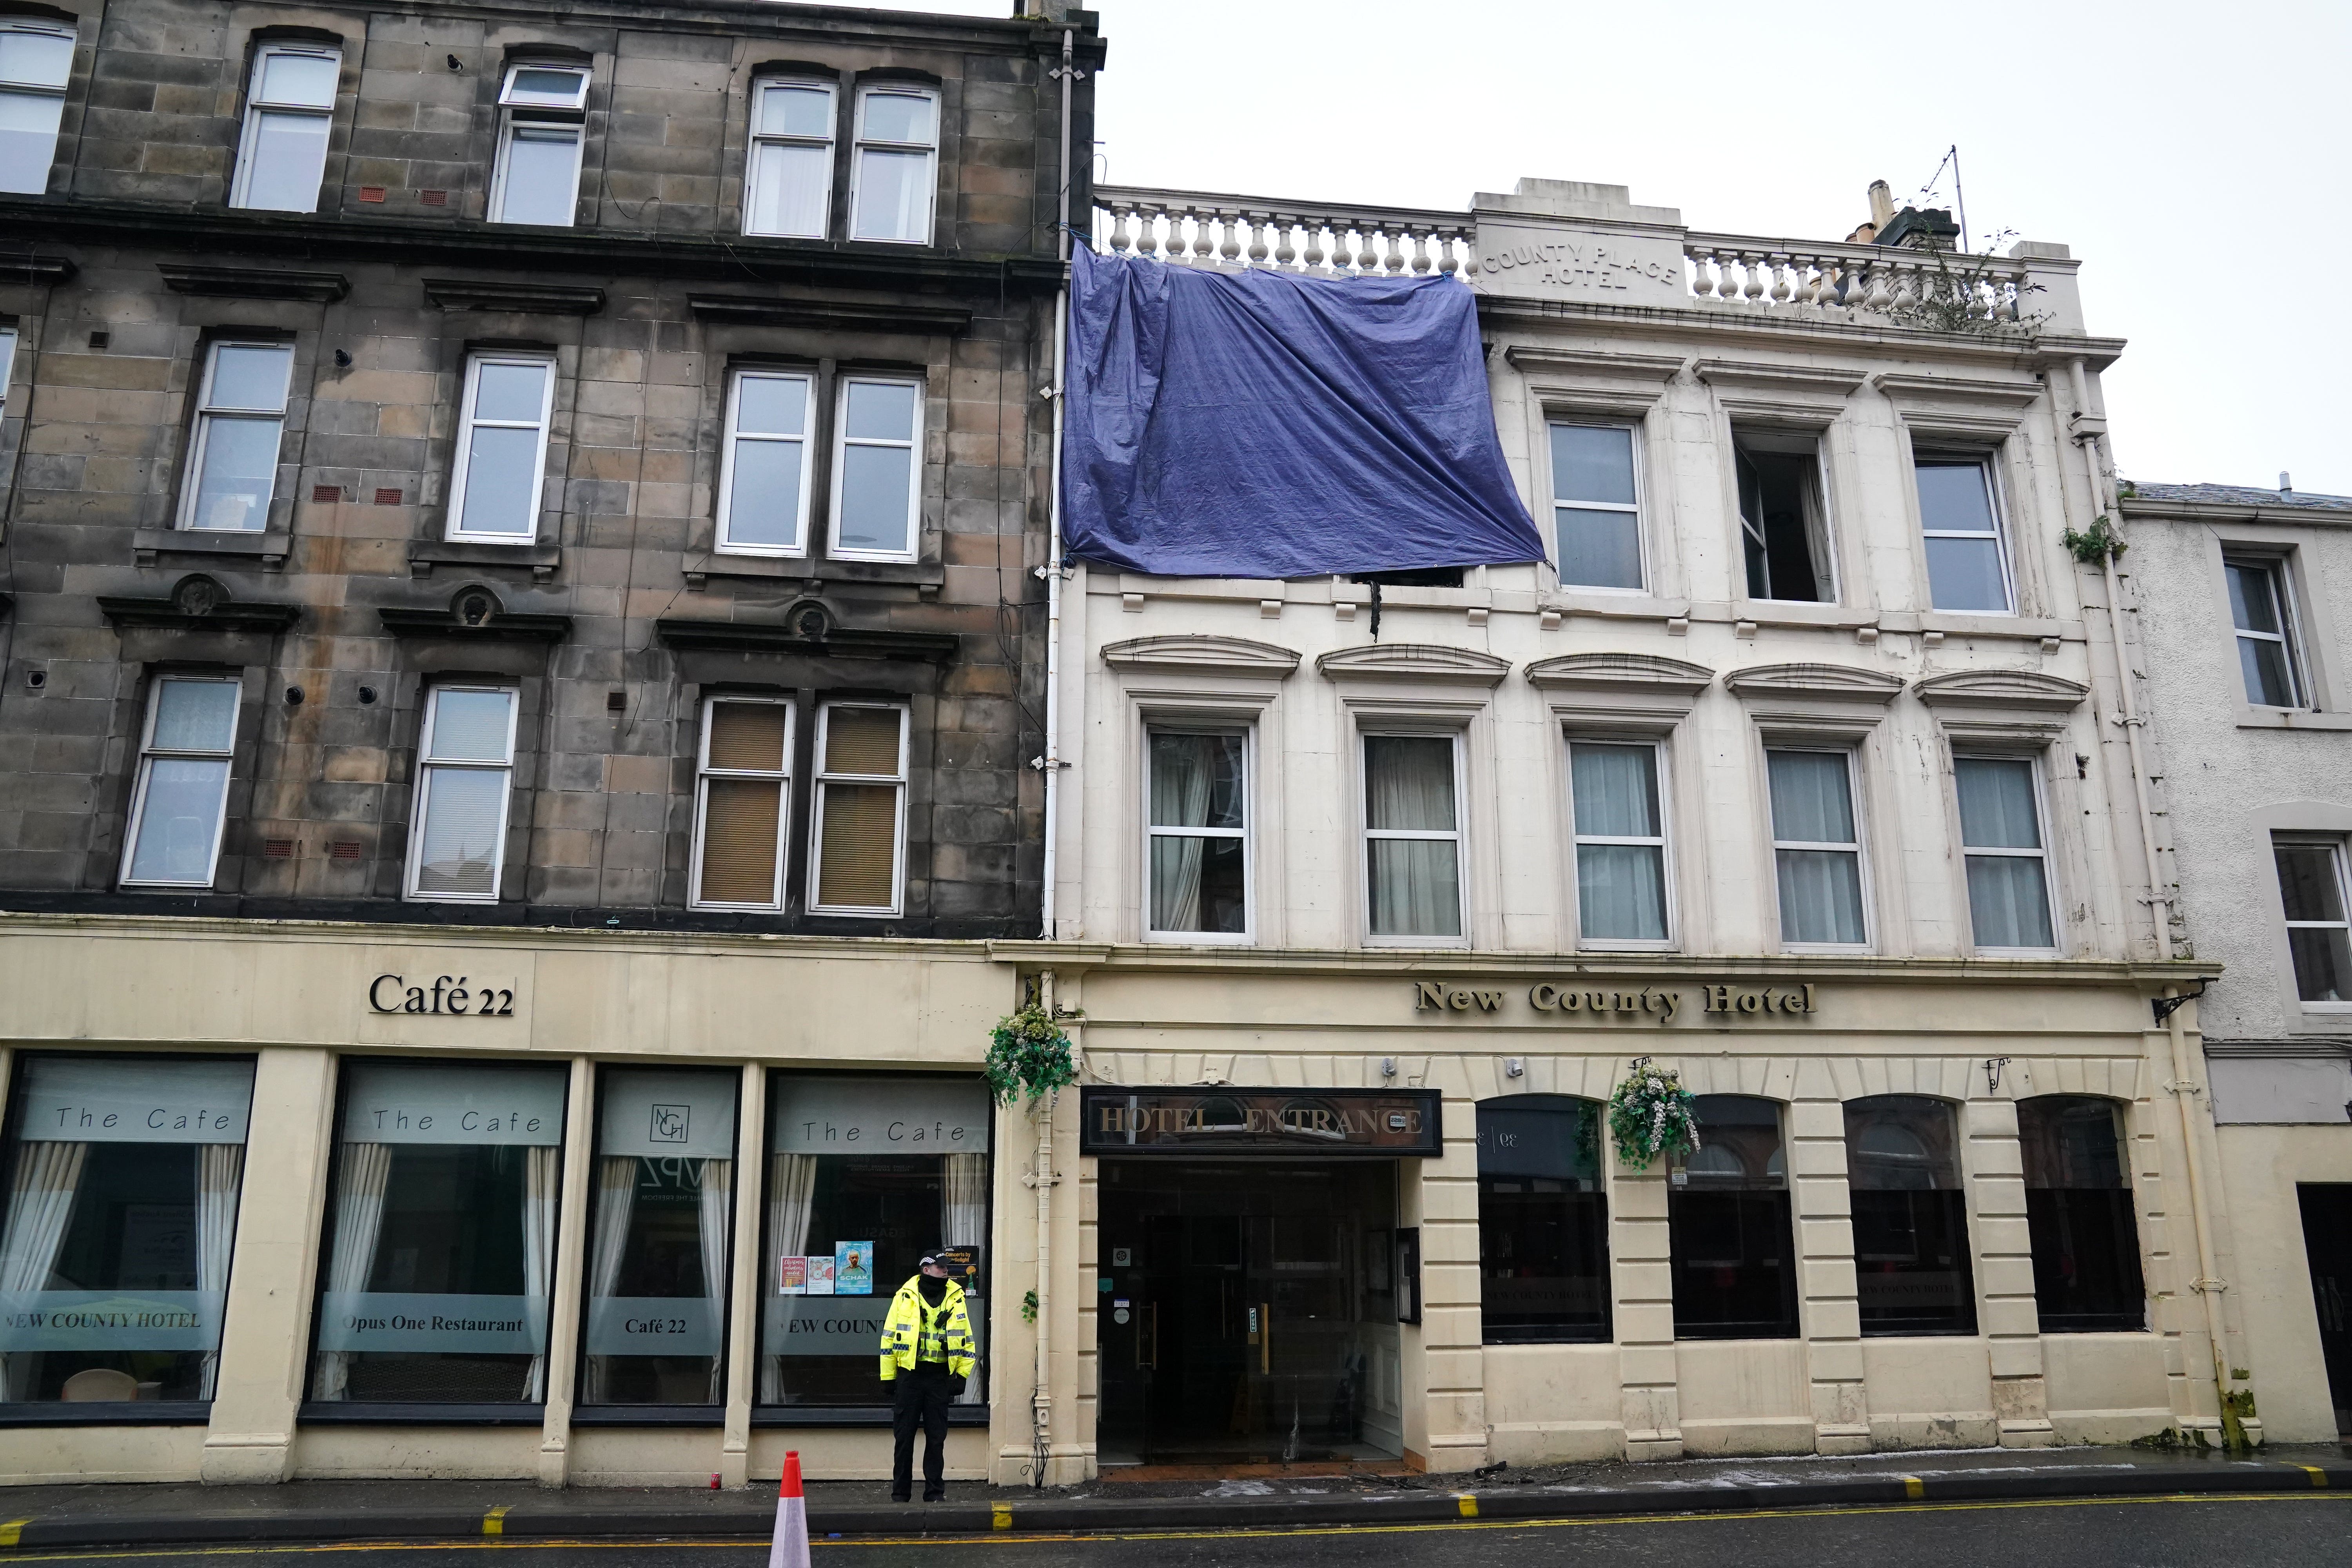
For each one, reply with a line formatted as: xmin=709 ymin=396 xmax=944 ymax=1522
xmin=1415 ymin=979 xmax=1822 ymax=1024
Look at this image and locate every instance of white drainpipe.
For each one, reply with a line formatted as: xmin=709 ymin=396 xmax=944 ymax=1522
xmin=1039 ymin=23 xmax=1074 ymax=942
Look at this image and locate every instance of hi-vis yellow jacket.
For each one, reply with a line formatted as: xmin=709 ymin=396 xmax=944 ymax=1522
xmin=878 ymin=1276 xmax=975 ymax=1381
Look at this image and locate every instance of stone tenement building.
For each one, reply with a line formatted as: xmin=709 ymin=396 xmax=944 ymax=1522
xmin=0 ymin=0 xmax=1089 ymax=935
xmin=0 ymin=0 xmax=1100 ymax=1489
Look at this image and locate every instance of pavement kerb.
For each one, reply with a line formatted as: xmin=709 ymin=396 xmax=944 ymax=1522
xmin=0 ymin=1461 xmax=2345 ymax=1550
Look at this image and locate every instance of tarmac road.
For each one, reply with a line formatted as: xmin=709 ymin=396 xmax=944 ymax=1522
xmin=6 ymin=1492 xmax=2352 ymax=1567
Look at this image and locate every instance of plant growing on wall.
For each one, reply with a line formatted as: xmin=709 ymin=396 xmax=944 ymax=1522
xmin=1872 ymin=229 xmax=2047 ymax=340
xmin=986 ymin=1000 xmax=1078 ymax=1106
xmin=2062 ymin=515 xmax=2127 ymax=564
xmin=1606 ymin=1056 xmax=1700 ymax=1168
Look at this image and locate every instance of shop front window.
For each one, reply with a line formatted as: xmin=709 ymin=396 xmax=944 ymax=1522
xmin=311 ymin=1061 xmax=567 ymax=1405
xmin=758 ymin=1075 xmax=989 ymax=1408
xmin=581 ymin=1068 xmax=737 ymax=1408
xmin=1844 ymin=1096 xmax=1976 ymax=1336
xmin=1668 ymin=1095 xmax=1798 ymax=1340
xmin=1475 ymin=1095 xmax=1609 ymax=1343
xmin=0 ymin=1055 xmax=254 ymax=1405
xmin=2018 ymin=1095 xmax=2145 ymax=1332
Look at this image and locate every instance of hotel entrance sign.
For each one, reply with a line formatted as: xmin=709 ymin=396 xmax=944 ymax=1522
xmin=1081 ymin=1087 xmax=1443 ymax=1158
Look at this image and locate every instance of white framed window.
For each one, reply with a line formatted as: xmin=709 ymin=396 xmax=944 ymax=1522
xmin=1364 ymin=732 xmax=1463 ymax=943
xmin=1 ymin=325 xmax=19 ymax=410
xmin=120 ymin=675 xmax=241 ymax=888
xmin=1145 ymin=728 xmax=1249 ymax=942
xmin=828 ymin=374 xmax=920 ymax=561
xmin=1568 ymin=739 xmax=1670 ymax=946
xmin=446 ymin=353 xmax=555 ymax=541
xmin=1766 ymin=747 xmax=1867 ymax=947
xmin=1916 ymin=453 xmax=2013 ymax=613
xmin=716 ymin=369 xmax=815 ymax=555
xmin=745 ymin=79 xmax=835 ymax=238
xmin=0 ymin=21 xmax=74 ymax=196
xmin=2274 ymin=837 xmax=2352 ymax=1005
xmin=1955 ymin=755 xmax=2056 ymax=952
xmin=2224 ymin=555 xmax=2309 ymax=709
xmin=808 ymin=702 xmax=907 ymax=916
xmin=848 ymin=85 xmax=936 ymax=244
xmin=1733 ymin=430 xmax=1835 ymax=603
xmin=406 ymin=686 xmax=519 ymax=902
xmin=230 ymin=45 xmax=338 ymax=211
xmin=179 ymin=341 xmax=294 ymax=533
xmin=489 ymin=62 xmax=590 ymax=227
xmin=1549 ymin=421 xmax=1642 ymax=590
xmin=691 ymin=696 xmax=794 ymax=911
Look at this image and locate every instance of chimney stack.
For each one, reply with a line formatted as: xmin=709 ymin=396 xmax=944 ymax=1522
xmin=2281 ymin=471 xmax=2294 ymax=497
xmin=1847 ymin=180 xmax=1900 ymax=244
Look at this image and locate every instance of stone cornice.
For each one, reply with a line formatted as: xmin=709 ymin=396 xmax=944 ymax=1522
xmin=1476 ymin=292 xmax=2126 ymax=374
xmin=1913 ymin=668 xmax=2090 ymax=712
xmin=0 ymin=202 xmax=1067 ymax=297
xmin=424 ymin=278 xmax=606 ymax=316
xmin=656 ymin=619 xmax=960 ymax=662
xmin=982 ymin=938 xmax=2221 ymax=987
xmin=688 ymin=294 xmax=972 ymax=335
xmin=2121 ymin=496 xmax=2352 ymax=525
xmin=0 ymin=909 xmax=1004 ymax=963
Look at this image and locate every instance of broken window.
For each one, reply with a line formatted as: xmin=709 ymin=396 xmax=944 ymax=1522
xmin=1733 ymin=432 xmax=1835 ymax=602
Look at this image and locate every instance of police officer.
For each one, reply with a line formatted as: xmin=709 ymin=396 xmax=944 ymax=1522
xmin=879 ymin=1251 xmax=975 ymax=1503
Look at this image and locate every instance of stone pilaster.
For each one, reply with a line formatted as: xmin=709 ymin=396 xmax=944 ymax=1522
xmin=1790 ymin=1089 xmax=1868 ymax=1453
xmin=1967 ymin=1096 xmax=2053 ymax=1445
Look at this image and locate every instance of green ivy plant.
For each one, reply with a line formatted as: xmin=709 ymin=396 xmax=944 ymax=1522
xmin=2062 ymin=515 xmax=2127 ymax=564
xmin=1606 ymin=1056 xmax=1701 ymax=1169
xmin=986 ymin=1000 xmax=1078 ymax=1107
xmin=1021 ymin=1289 xmax=1040 ymax=1325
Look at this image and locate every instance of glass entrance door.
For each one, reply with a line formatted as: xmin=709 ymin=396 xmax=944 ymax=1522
xmin=1097 ymin=1160 xmax=1399 ymax=1465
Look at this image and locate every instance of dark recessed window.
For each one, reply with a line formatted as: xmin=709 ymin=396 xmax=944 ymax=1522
xmin=2017 ymin=1096 xmax=2145 ymax=1333
xmin=1476 ymin=1095 xmax=1609 ymax=1343
xmin=1669 ymin=1095 xmax=1798 ymax=1340
xmin=1844 ymin=1096 xmax=1976 ymax=1336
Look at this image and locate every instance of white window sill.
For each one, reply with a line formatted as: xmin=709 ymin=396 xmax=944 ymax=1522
xmin=1142 ymin=933 xmax=1255 ymax=947
xmin=2237 ymin=708 xmax=2352 ymax=731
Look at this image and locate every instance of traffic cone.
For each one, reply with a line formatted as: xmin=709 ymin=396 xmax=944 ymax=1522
xmin=767 ymin=1449 xmax=809 ymax=1568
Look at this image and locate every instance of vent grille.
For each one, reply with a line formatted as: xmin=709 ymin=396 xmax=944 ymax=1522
xmin=374 ymin=488 xmax=402 ymax=505
xmin=262 ymin=839 xmax=296 ymax=860
xmin=311 ymin=484 xmax=342 ymax=503
xmin=419 ymin=189 xmax=448 ymax=207
xmin=358 ymin=186 xmax=386 ymax=203
xmin=328 ymin=841 xmax=364 ymax=861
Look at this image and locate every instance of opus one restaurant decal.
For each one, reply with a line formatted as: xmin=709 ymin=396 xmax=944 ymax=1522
xmin=1414 ymin=979 xmax=1819 ymax=1024
xmin=368 ymin=974 xmax=518 ymax=1016
xmin=1080 ymin=1087 xmax=1444 ymax=1157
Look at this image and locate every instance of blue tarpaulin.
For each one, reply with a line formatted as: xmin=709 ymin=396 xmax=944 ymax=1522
xmin=1060 ymin=246 xmax=1547 ymax=579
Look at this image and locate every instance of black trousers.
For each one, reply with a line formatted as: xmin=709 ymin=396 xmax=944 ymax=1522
xmin=890 ymin=1363 xmax=954 ymax=1498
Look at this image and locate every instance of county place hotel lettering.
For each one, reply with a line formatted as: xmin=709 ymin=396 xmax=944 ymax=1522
xmin=1080 ymin=1088 xmax=1444 ymax=1157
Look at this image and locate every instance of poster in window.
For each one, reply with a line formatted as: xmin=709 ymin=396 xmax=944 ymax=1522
xmin=804 ymin=1256 xmax=835 ymax=1295
xmin=834 ymin=1241 xmax=873 ymax=1296
xmin=934 ymin=1245 xmax=982 ymax=1291
xmin=779 ymin=1255 xmax=806 ymax=1296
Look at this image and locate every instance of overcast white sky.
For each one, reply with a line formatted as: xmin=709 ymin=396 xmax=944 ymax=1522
xmin=904 ymin=0 xmax=2349 ymax=495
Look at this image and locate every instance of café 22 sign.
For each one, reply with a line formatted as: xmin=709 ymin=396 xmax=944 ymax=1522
xmin=368 ymin=973 xmax=519 ymax=1017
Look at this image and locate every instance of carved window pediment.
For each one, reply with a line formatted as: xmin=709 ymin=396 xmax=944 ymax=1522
xmin=1722 ymin=662 xmax=1906 ymax=704
xmin=1873 ymin=371 xmax=2043 ymax=437
xmin=1524 ymin=652 xmax=1714 ymax=696
xmin=1314 ymin=644 xmax=1511 ymax=687
xmin=1696 ymin=358 xmax=1867 ymax=426
xmin=1103 ymin=635 xmax=1302 ymax=679
xmin=1912 ymin=669 xmax=2089 ymax=712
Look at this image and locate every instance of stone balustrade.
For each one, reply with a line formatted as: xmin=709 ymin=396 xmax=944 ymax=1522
xmin=1088 ymin=187 xmax=2040 ymax=328
xmin=1092 ymin=185 xmax=1473 ymax=277
xmin=1681 ymin=234 xmax=2034 ymax=324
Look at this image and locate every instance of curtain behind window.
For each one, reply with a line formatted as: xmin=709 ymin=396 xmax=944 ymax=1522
xmin=0 ymin=1142 xmax=86 ymax=1400
xmin=581 ymin=1156 xmax=637 ymax=1405
xmin=1148 ymin=735 xmax=1212 ymax=930
xmin=1571 ymin=744 xmax=1666 ymax=941
xmin=194 ymin=1144 xmax=243 ymax=1399
xmin=312 ymin=1141 xmax=390 ymax=1400
xmin=697 ymin=1160 xmax=732 ymax=1403
xmin=1366 ymin=736 xmax=1460 ymax=938
xmin=759 ymin=1153 xmax=818 ymax=1404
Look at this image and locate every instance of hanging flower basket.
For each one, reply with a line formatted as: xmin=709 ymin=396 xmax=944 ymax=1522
xmin=1606 ymin=1056 xmax=1700 ymax=1169
xmin=985 ymin=1000 xmax=1078 ymax=1107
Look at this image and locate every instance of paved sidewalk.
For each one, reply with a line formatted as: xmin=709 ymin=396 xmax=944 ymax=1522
xmin=0 ymin=1443 xmax=2344 ymax=1550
